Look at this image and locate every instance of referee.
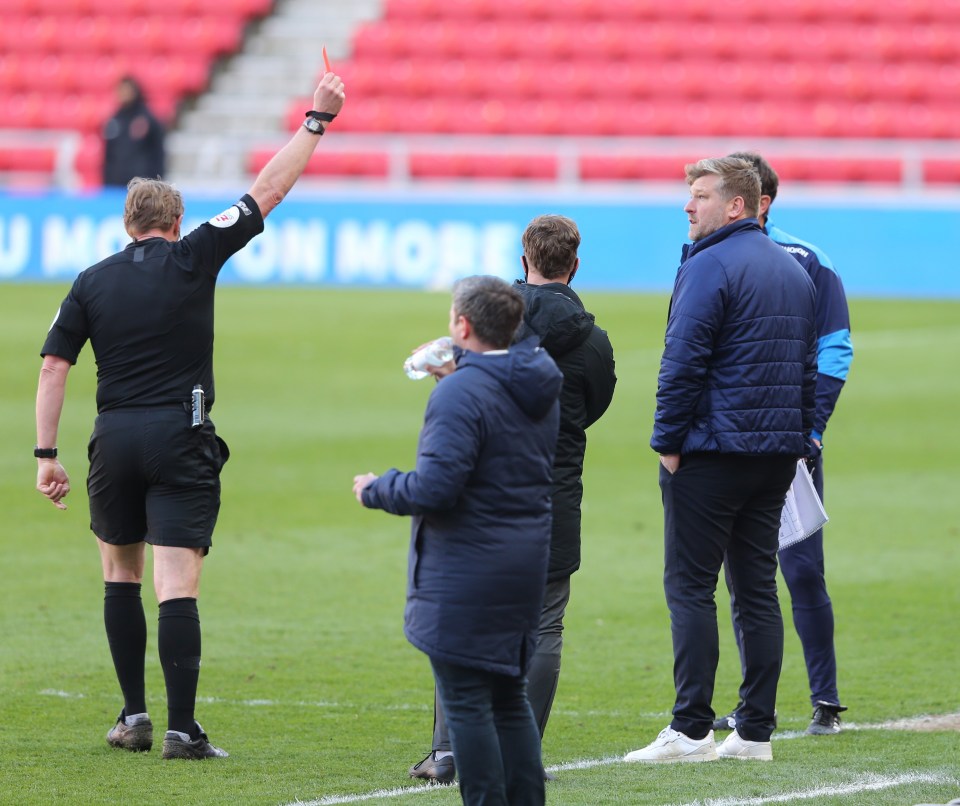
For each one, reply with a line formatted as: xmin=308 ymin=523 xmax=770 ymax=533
xmin=34 ymin=68 xmax=345 ymax=760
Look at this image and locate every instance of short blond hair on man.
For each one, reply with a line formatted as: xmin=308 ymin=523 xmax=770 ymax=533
xmin=123 ymin=178 xmax=184 ymax=237
xmin=685 ymin=157 xmax=762 ymax=218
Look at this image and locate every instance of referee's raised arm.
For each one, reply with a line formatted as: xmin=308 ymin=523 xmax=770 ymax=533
xmin=248 ymin=69 xmax=346 ymax=218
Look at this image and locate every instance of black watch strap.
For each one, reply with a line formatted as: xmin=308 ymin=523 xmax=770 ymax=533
xmin=34 ymin=446 xmax=58 ymax=458
xmin=305 ymin=110 xmax=337 ymax=122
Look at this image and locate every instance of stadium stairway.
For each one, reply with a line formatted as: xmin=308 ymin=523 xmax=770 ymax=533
xmin=166 ymin=0 xmax=383 ymax=187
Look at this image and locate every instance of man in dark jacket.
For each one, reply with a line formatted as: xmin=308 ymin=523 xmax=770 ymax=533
xmin=712 ymin=152 xmax=853 ymax=737
xmin=353 ymin=275 xmax=562 ymax=806
xmin=406 ymin=216 xmax=616 ymax=784
xmin=102 ymin=76 xmax=166 ymax=188
xmin=624 ymin=157 xmax=817 ymax=764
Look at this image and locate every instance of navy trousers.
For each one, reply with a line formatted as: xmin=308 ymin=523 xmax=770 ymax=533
xmin=661 ymin=452 xmax=795 ymax=743
xmin=430 ymin=658 xmax=545 ymax=806
xmin=725 ymin=453 xmax=841 ymax=707
xmin=430 ymin=576 xmax=571 ymax=752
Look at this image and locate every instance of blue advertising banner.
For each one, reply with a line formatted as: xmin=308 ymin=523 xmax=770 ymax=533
xmin=1 ymin=188 xmax=958 ymax=296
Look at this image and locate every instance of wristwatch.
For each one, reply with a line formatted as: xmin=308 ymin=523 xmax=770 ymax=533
xmin=34 ymin=446 xmax=58 ymax=458
xmin=303 ymin=109 xmax=337 ymax=135
xmin=303 ymin=116 xmax=325 ymax=135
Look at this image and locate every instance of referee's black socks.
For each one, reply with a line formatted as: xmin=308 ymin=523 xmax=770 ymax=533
xmin=104 ymin=581 xmax=147 ymax=717
xmin=158 ymin=597 xmax=202 ymax=738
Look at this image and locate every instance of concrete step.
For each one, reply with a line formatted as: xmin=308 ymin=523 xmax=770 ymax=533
xmin=169 ymin=0 xmax=384 ymax=183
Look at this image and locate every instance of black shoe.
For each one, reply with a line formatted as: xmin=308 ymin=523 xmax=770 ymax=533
xmin=162 ymin=722 xmax=229 ymax=759
xmin=807 ymin=702 xmax=847 ymax=735
xmin=106 ymin=710 xmax=153 ymax=752
xmin=711 ymin=710 xmax=737 ymax=732
xmin=712 ymin=704 xmax=777 ymax=733
xmin=408 ymin=751 xmax=455 ymax=784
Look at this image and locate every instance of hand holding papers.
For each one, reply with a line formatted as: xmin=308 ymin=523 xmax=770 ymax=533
xmin=779 ymin=459 xmax=828 ymax=550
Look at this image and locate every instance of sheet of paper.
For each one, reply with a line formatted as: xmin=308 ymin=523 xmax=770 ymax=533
xmin=779 ymin=460 xmax=829 ymax=550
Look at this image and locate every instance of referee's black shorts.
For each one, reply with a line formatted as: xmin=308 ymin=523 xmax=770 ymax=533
xmin=87 ymin=407 xmax=230 ymax=552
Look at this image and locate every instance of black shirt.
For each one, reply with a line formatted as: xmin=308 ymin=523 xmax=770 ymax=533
xmin=41 ymin=194 xmax=264 ymax=413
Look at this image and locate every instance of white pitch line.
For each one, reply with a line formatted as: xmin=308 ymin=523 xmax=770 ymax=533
xmin=289 ymin=783 xmax=456 ymax=805
xmin=34 ymin=690 xmax=960 ymax=806
xmin=40 ymin=689 xmax=957 ymax=733
xmin=36 ymin=689 xmax=668 ymax=719
xmin=286 ymin=769 xmax=958 ymax=806
xmin=671 ymin=771 xmax=955 ymax=806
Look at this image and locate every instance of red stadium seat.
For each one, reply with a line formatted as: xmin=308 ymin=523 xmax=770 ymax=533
xmin=352 ymin=23 xmax=407 ymax=59
xmin=922 ymin=64 xmax=960 ymax=101
xmin=579 ymin=154 xmax=696 ymax=182
xmin=139 ymin=56 xmax=209 ymax=96
xmin=386 ymin=0 xmax=448 ymax=19
xmin=74 ymin=134 xmax=104 ymax=187
xmin=409 ymin=151 xmax=557 ymax=180
xmin=0 ymin=145 xmax=57 ymax=172
xmin=0 ymin=92 xmax=45 ymax=128
xmin=922 ymin=159 xmax=960 ymax=185
xmin=248 ymin=148 xmax=389 ymax=178
xmin=60 ymin=92 xmax=115 ymax=134
xmin=774 ymin=156 xmax=902 ymax=183
xmin=573 ymin=101 xmax=622 ymax=136
xmin=329 ymin=98 xmax=398 ymax=134
xmin=2 ymin=0 xmax=957 ymax=189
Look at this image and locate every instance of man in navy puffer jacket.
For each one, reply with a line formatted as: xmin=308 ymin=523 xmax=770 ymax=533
xmin=353 ymin=275 xmax=562 ymax=806
xmin=625 ymin=157 xmax=817 ymax=764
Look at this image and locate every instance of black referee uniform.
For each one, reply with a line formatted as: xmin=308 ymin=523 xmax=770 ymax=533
xmin=42 ymin=195 xmax=262 ymax=548
xmin=35 ymin=63 xmax=345 ymax=762
xmin=40 ymin=194 xmax=263 ymax=758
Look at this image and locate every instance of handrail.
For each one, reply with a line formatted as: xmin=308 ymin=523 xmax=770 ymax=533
xmin=165 ymin=132 xmax=960 ymax=192
xmin=2 ymin=130 xmax=959 ymax=192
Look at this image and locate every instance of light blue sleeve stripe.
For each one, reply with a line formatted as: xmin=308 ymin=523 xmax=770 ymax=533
xmin=818 ymin=329 xmax=853 ymax=380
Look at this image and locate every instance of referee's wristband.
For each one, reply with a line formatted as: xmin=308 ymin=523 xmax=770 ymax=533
xmin=34 ymin=446 xmax=58 ymax=459
xmin=305 ymin=110 xmax=337 ymax=122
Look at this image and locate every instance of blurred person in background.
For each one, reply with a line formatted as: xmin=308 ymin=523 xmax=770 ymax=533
xmin=354 ymin=276 xmax=562 ymax=806
xmin=35 ymin=68 xmax=345 ymax=759
xmin=711 ymin=151 xmax=853 ymax=737
xmin=407 ymin=215 xmax=617 ymax=785
xmin=102 ymin=76 xmax=166 ymax=187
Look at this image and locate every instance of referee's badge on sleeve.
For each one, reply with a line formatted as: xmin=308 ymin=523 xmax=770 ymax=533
xmin=209 ymin=207 xmax=240 ymax=228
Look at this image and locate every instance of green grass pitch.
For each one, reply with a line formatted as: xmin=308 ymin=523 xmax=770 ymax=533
xmin=1 ymin=284 xmax=958 ymax=805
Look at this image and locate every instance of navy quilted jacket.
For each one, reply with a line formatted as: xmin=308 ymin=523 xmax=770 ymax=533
xmin=362 ymin=337 xmax=562 ymax=677
xmin=651 ymin=218 xmax=817 ymax=457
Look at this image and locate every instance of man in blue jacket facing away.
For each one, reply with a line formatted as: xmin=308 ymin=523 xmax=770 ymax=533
xmin=406 ymin=215 xmax=617 ymax=786
xmin=353 ymin=275 xmax=562 ymax=806
xmin=625 ymin=156 xmax=818 ymax=764
xmin=712 ymin=152 xmax=853 ymax=737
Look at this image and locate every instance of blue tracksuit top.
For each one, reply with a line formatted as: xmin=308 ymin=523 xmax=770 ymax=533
xmin=652 ymin=218 xmax=818 ymax=457
xmin=766 ymin=221 xmax=853 ymax=442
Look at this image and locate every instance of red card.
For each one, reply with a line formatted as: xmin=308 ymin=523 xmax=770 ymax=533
xmin=323 ymin=45 xmax=332 ymax=73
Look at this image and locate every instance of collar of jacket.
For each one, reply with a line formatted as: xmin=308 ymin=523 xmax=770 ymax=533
xmin=681 ymin=217 xmax=762 ymax=263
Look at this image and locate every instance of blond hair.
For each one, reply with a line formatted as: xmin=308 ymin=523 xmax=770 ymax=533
xmin=685 ymin=157 xmax=761 ymax=217
xmin=123 ymin=178 xmax=183 ymax=237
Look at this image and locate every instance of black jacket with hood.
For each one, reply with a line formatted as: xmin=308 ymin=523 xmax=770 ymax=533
xmin=514 ymin=280 xmax=616 ymax=581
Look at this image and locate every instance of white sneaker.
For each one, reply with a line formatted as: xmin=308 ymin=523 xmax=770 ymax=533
xmin=624 ymin=726 xmax=718 ymax=763
xmin=716 ymin=729 xmax=773 ymax=761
